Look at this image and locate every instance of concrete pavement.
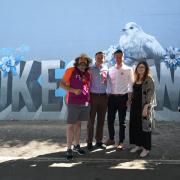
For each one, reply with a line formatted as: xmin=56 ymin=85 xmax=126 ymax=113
xmin=0 ymin=120 xmax=180 ymax=180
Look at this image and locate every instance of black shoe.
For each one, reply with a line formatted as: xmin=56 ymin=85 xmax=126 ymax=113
xmin=87 ymin=143 xmax=93 ymax=150
xmin=73 ymin=145 xmax=86 ymax=155
xmin=95 ymin=142 xmax=106 ymax=149
xmin=66 ymin=149 xmax=73 ymax=160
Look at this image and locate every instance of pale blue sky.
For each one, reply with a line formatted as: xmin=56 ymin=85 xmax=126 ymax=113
xmin=1 ymin=0 xmax=180 ymax=61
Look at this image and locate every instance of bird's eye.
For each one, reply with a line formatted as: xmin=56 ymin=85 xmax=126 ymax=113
xmin=130 ymin=27 xmax=134 ymax=29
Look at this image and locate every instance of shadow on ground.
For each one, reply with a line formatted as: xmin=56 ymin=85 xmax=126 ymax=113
xmin=0 ymin=146 xmax=180 ymax=180
xmin=0 ymin=120 xmax=180 ymax=179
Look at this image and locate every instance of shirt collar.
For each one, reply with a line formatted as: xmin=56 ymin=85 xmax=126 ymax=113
xmin=115 ymin=63 xmax=124 ymax=69
xmin=93 ymin=63 xmax=103 ymax=69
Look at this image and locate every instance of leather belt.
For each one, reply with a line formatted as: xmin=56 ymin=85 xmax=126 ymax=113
xmin=90 ymin=93 xmax=107 ymax=96
xmin=109 ymin=94 xmax=127 ymax=96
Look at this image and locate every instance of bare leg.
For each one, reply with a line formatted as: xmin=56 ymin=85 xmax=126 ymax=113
xmin=67 ymin=124 xmax=74 ymax=149
xmin=74 ymin=121 xmax=81 ymax=146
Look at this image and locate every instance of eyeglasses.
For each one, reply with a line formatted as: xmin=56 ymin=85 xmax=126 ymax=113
xmin=137 ymin=66 xmax=145 ymax=69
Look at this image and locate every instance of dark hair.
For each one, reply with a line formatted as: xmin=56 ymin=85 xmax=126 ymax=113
xmin=95 ymin=51 xmax=104 ymax=56
xmin=134 ymin=61 xmax=151 ymax=82
xmin=114 ymin=49 xmax=123 ymax=55
xmin=73 ymin=54 xmax=91 ymax=70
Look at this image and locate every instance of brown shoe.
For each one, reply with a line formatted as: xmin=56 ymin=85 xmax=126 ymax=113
xmin=116 ymin=143 xmax=124 ymax=151
xmin=105 ymin=139 xmax=115 ymax=146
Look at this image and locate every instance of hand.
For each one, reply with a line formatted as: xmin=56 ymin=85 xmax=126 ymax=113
xmin=126 ymin=99 xmax=132 ymax=106
xmin=142 ymin=104 xmax=149 ymax=117
xmin=72 ymin=89 xmax=81 ymax=95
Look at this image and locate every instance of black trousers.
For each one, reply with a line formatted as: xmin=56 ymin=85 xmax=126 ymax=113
xmin=107 ymin=94 xmax=128 ymax=143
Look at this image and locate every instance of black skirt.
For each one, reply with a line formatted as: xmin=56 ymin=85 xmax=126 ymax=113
xmin=129 ymin=83 xmax=151 ymax=150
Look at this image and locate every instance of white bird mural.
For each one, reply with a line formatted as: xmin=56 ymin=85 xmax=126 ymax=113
xmin=119 ymin=22 xmax=166 ymax=81
xmin=66 ymin=22 xmax=168 ymax=81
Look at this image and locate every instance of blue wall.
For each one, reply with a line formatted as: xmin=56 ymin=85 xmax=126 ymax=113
xmin=1 ymin=0 xmax=180 ymax=61
xmin=0 ymin=0 xmax=180 ymax=121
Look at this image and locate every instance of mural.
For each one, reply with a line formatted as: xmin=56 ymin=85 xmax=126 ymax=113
xmin=0 ymin=22 xmax=179 ymax=121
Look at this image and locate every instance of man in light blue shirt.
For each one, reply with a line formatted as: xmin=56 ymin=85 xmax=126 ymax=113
xmin=87 ymin=51 xmax=108 ymax=150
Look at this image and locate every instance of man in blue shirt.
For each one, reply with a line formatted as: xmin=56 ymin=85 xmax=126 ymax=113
xmin=87 ymin=51 xmax=108 ymax=150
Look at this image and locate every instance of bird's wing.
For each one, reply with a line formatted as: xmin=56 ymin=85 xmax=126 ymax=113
xmin=142 ymin=34 xmax=166 ymax=59
xmin=120 ymin=33 xmax=148 ymax=59
xmin=141 ymin=33 xmax=166 ymax=81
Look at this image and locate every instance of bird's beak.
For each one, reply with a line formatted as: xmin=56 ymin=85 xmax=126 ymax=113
xmin=122 ymin=28 xmax=126 ymax=32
